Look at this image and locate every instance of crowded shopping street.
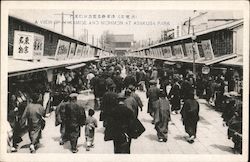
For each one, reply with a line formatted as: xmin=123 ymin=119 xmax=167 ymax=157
xmin=4 ymin=7 xmax=246 ymax=159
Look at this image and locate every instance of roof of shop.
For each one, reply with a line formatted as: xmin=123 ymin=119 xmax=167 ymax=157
xmin=133 ymin=19 xmax=243 ymax=52
xmin=8 ymin=56 xmax=97 ymax=77
xmin=9 ymin=15 xmax=104 ymax=51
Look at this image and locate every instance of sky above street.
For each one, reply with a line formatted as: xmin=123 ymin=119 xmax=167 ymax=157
xmin=9 ymin=9 xmax=242 ymax=43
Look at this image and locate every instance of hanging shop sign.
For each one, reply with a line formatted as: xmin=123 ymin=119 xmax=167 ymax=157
xmin=13 ymin=31 xmax=44 ymax=60
xmin=68 ymin=43 xmax=76 ymax=59
xmin=173 ymin=45 xmax=184 ymax=59
xmin=201 ymin=40 xmax=215 ymax=60
xmin=185 ymin=42 xmax=200 ymax=60
xmin=55 ymin=39 xmax=70 ymax=60
xmin=74 ymin=44 xmax=83 ymax=59
xmin=162 ymin=46 xmax=172 ymax=58
xmin=202 ymin=66 xmax=210 ymax=74
xmin=159 ymin=48 xmax=164 ymax=57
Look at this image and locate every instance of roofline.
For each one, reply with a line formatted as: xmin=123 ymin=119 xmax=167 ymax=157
xmin=133 ymin=19 xmax=243 ymax=52
xmin=183 ymin=12 xmax=208 ymax=25
xmin=9 ymin=15 xmax=105 ymax=51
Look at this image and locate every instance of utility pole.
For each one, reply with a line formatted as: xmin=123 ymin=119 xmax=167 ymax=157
xmin=54 ymin=12 xmax=64 ymax=33
xmin=72 ymin=11 xmax=75 ymax=37
xmin=54 ymin=11 xmax=75 ymax=36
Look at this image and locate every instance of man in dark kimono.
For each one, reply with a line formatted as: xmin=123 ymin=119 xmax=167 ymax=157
xmin=154 ymin=90 xmax=171 ymax=142
xmin=169 ymin=77 xmax=181 ymax=114
xmin=55 ymin=95 xmax=69 ymax=145
xmin=104 ymin=93 xmax=136 ymax=154
xmin=21 ymin=93 xmax=45 ymax=153
xmin=180 ymin=92 xmax=199 ymax=143
xmin=124 ymin=89 xmax=139 ymax=118
xmin=64 ymin=93 xmax=86 ymax=153
xmin=146 ymin=80 xmax=160 ymax=123
xmin=129 ymin=85 xmax=143 ymax=115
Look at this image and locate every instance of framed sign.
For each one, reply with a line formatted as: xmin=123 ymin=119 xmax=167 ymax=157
xmin=158 ymin=48 xmax=163 ymax=57
xmin=185 ymin=42 xmax=200 ymax=60
xmin=201 ymin=40 xmax=215 ymax=60
xmin=68 ymin=43 xmax=76 ymax=59
xmin=162 ymin=46 xmax=172 ymax=58
xmin=202 ymin=66 xmax=210 ymax=74
xmin=13 ymin=31 xmax=44 ymax=60
xmin=173 ymin=45 xmax=184 ymax=59
xmin=55 ymin=39 xmax=70 ymax=60
xmin=74 ymin=44 xmax=83 ymax=59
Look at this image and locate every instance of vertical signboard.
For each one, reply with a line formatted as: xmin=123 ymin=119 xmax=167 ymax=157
xmin=162 ymin=46 xmax=172 ymax=58
xmin=185 ymin=42 xmax=200 ymax=60
xmin=201 ymin=40 xmax=215 ymax=60
xmin=173 ymin=45 xmax=184 ymax=59
xmin=13 ymin=31 xmax=44 ymax=60
xmin=68 ymin=43 xmax=76 ymax=59
xmin=55 ymin=39 xmax=70 ymax=60
xmin=74 ymin=44 xmax=83 ymax=59
xmin=33 ymin=33 xmax=44 ymax=60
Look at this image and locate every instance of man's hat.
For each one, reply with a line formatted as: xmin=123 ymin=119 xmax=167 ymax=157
xmin=149 ymin=80 xmax=157 ymax=85
xmin=69 ymin=93 xmax=78 ymax=98
xmin=128 ymin=85 xmax=136 ymax=91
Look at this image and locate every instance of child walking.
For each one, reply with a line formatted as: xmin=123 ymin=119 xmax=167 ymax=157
xmin=85 ymin=109 xmax=97 ymax=151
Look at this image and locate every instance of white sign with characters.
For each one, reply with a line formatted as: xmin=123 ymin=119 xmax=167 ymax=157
xmin=55 ymin=39 xmax=70 ymax=60
xmin=185 ymin=42 xmax=200 ymax=60
xmin=13 ymin=31 xmax=44 ymax=60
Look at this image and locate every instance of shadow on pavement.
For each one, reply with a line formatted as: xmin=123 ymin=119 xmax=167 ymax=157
xmin=145 ymin=134 xmax=158 ymax=141
xmin=52 ymin=136 xmax=60 ymax=142
xmin=20 ymin=143 xmax=30 ymax=149
xmin=173 ymin=135 xmax=187 ymax=142
xmin=96 ymin=127 xmax=105 ymax=134
xmin=210 ymin=144 xmax=234 ymax=153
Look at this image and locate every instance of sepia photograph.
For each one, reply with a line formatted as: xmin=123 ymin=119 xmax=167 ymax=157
xmin=0 ymin=1 xmax=249 ymax=162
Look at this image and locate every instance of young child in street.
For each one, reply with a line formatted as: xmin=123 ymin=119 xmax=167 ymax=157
xmin=85 ymin=109 xmax=97 ymax=151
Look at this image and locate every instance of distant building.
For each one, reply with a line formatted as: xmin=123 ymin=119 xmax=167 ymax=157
xmin=111 ymin=34 xmax=134 ymax=56
xmin=174 ymin=11 xmax=243 ymax=38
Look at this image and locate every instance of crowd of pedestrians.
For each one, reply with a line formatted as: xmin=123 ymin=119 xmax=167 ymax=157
xmin=7 ymin=57 xmax=242 ymax=154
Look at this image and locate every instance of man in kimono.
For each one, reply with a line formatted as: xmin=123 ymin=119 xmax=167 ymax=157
xmin=128 ymin=85 xmax=143 ymax=116
xmin=180 ymin=92 xmax=199 ymax=143
xmin=124 ymin=89 xmax=139 ymax=118
xmin=64 ymin=93 xmax=86 ymax=153
xmin=55 ymin=95 xmax=70 ymax=145
xmin=146 ymin=80 xmax=160 ymax=123
xmin=169 ymin=77 xmax=181 ymax=114
xmin=154 ymin=90 xmax=171 ymax=142
xmin=21 ymin=93 xmax=45 ymax=153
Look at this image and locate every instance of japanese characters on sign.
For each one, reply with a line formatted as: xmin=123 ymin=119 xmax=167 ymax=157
xmin=55 ymin=39 xmax=70 ymax=60
xmin=185 ymin=42 xmax=200 ymax=60
xmin=201 ymin=40 xmax=215 ymax=60
xmin=13 ymin=31 xmax=44 ymax=60
xmin=162 ymin=46 xmax=172 ymax=58
xmin=173 ymin=45 xmax=184 ymax=59
xmin=68 ymin=43 xmax=76 ymax=59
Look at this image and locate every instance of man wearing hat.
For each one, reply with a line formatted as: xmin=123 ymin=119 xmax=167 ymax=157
xmin=124 ymin=88 xmax=139 ymax=118
xmin=64 ymin=93 xmax=86 ymax=153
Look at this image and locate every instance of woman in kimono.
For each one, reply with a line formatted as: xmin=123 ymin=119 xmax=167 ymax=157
xmin=21 ymin=93 xmax=45 ymax=153
xmin=154 ymin=90 xmax=171 ymax=142
xmin=180 ymin=92 xmax=199 ymax=143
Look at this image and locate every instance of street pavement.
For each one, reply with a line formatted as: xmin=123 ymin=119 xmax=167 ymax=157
xmin=14 ymin=90 xmax=235 ymax=154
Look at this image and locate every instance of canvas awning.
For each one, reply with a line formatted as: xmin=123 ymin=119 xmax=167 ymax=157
xmin=219 ymin=56 xmax=243 ymax=67
xmin=66 ymin=63 xmax=86 ymax=70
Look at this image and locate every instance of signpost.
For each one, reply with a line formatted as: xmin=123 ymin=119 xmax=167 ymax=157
xmin=13 ymin=31 xmax=44 ymax=60
xmin=201 ymin=40 xmax=215 ymax=60
xmin=55 ymin=39 xmax=70 ymax=60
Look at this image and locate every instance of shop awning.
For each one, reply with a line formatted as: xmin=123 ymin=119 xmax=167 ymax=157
xmin=203 ymin=54 xmax=237 ymax=65
xmin=66 ymin=63 xmax=86 ymax=70
xmin=164 ymin=61 xmax=175 ymax=65
xmin=219 ymin=56 xmax=243 ymax=67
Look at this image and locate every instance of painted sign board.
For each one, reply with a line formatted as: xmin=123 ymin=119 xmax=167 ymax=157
xmin=162 ymin=46 xmax=172 ymax=58
xmin=13 ymin=31 xmax=44 ymax=60
xmin=173 ymin=45 xmax=184 ymax=59
xmin=201 ymin=40 xmax=215 ymax=60
xmin=55 ymin=39 xmax=70 ymax=60
xmin=185 ymin=42 xmax=200 ymax=60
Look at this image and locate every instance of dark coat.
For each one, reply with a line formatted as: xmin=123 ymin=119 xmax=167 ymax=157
xmin=64 ymin=102 xmax=86 ymax=138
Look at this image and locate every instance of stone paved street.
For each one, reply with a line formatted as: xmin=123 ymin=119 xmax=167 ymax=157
xmin=15 ymin=90 xmax=235 ymax=154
